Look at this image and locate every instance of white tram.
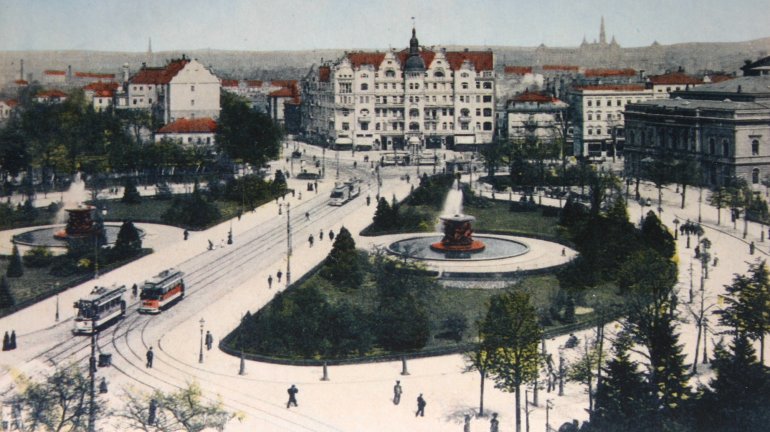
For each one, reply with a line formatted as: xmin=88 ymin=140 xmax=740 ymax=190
xmin=329 ymin=179 xmax=361 ymax=206
xmin=139 ymin=268 xmax=185 ymax=314
xmin=73 ymin=284 xmax=127 ymax=334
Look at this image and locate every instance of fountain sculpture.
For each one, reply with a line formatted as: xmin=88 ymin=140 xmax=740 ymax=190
xmin=430 ymin=214 xmax=485 ymax=253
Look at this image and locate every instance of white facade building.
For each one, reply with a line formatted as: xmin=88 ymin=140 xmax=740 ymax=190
xmin=302 ymin=28 xmax=495 ymax=150
xmin=505 ymin=91 xmax=568 ymax=144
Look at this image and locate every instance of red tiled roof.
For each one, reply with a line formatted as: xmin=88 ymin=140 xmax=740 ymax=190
xmin=707 ymin=74 xmax=733 ymax=83
xmin=157 ymin=117 xmax=217 ymax=134
xmin=444 ymin=51 xmax=493 ymax=72
xmin=36 ymin=89 xmax=68 ymax=98
xmin=95 ymin=90 xmax=114 ymax=97
xmin=584 ymin=68 xmax=636 ymax=77
xmin=347 ymin=49 xmax=492 ymax=73
xmin=512 ymin=90 xmax=560 ymax=103
xmin=246 ymin=80 xmax=263 ymax=87
xmin=269 ymin=87 xmax=296 ymax=97
xmin=270 ymin=80 xmax=297 ymax=88
xmin=573 ymin=84 xmax=647 ymax=92
xmin=14 ymin=80 xmax=28 ymax=85
xmin=2 ymin=99 xmax=18 ymax=107
xmin=76 ymin=72 xmax=115 ymax=79
xmin=319 ymin=66 xmax=331 ymax=83
xmin=348 ymin=52 xmax=388 ymax=69
xmin=395 ymin=50 xmax=437 ymax=70
xmin=44 ymin=70 xmax=66 ymax=76
xmin=221 ymin=79 xmax=239 ymax=87
xmin=543 ymin=65 xmax=579 ymax=71
xmin=84 ymin=82 xmax=119 ymax=92
xmin=131 ymin=59 xmax=189 ymax=85
xmin=504 ymin=66 xmax=533 ymax=75
xmin=648 ymin=72 xmax=702 ymax=85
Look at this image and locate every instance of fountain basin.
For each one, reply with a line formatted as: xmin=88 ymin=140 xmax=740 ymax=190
xmin=12 ymin=225 xmax=144 ymax=250
xmin=391 ymin=235 xmax=528 ymax=261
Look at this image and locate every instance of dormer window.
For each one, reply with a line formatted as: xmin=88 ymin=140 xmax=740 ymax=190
xmin=461 ymin=72 xmax=469 ymax=78
xmin=435 ymin=71 xmax=444 ymax=78
xmin=385 ymin=70 xmax=396 ymax=78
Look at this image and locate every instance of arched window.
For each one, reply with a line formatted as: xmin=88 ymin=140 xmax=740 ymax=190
xmin=361 ymin=83 xmax=368 ymax=91
xmin=385 ymin=70 xmax=396 ymax=78
xmin=462 ymin=82 xmax=469 ymax=89
xmin=409 ymin=108 xmax=419 ymax=117
xmin=752 ymin=139 xmax=760 ymax=156
xmin=753 ymin=168 xmax=760 ymax=184
xmin=461 ymin=72 xmax=469 ymax=78
xmin=434 ymin=70 xmax=445 ymax=78
xmin=722 ymin=139 xmax=730 ymax=157
xmin=360 ymin=109 xmax=369 ymax=116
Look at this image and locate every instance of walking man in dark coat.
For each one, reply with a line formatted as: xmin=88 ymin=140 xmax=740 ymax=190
xmin=277 ymin=270 xmax=283 ymax=283
xmin=287 ymin=384 xmax=299 ymax=408
xmin=490 ymin=413 xmax=499 ymax=432
xmin=9 ymin=330 xmax=15 ymax=350
xmin=146 ymin=346 xmax=154 ymax=368
xmin=205 ymin=331 xmax=213 ymax=350
xmin=268 ymin=275 xmax=273 ymax=289
xmin=415 ymin=393 xmax=426 ymax=417
xmin=393 ymin=380 xmax=402 ymax=405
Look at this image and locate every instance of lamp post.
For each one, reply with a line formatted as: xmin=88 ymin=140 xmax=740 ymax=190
xmin=286 ymin=203 xmax=292 ymax=288
xmin=546 ymin=399 xmax=554 ymax=432
xmin=336 ymin=149 xmax=340 ymax=179
xmin=673 ymin=218 xmax=680 ymax=240
xmin=55 ymin=289 xmax=60 ymax=322
xmin=198 ymin=318 xmax=205 ymax=364
xmin=322 ymin=145 xmax=326 ymax=178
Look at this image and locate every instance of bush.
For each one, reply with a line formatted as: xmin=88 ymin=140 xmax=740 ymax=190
xmin=23 ymin=246 xmax=55 ymax=268
xmin=437 ymin=313 xmax=468 ymax=342
xmin=121 ymin=178 xmax=142 ymax=204
xmin=161 ymin=185 xmax=221 ymax=229
xmin=6 ymin=245 xmax=23 ymax=277
xmin=155 ymin=182 xmax=173 ymax=200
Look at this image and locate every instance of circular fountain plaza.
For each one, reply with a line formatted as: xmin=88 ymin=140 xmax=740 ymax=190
xmin=380 ymin=181 xmax=575 ymax=282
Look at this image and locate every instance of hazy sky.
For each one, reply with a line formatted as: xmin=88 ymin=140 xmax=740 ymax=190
xmin=1 ymin=0 xmax=769 ymax=52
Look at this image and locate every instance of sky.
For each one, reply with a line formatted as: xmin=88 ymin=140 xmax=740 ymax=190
xmin=1 ymin=0 xmax=769 ymax=52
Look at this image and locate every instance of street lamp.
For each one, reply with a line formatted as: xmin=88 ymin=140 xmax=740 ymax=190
xmin=673 ymin=218 xmax=680 ymax=240
xmin=198 ymin=318 xmax=205 ymax=363
xmin=546 ymin=399 xmax=554 ymax=432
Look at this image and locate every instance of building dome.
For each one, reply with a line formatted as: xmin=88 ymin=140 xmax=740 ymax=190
xmin=404 ymin=27 xmax=426 ymax=73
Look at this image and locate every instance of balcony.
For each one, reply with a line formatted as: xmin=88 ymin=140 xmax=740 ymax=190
xmin=459 ymin=116 xmax=472 ymax=123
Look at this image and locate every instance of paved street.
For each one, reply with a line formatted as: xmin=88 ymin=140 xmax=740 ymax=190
xmin=1 ymin=145 xmax=768 ymax=431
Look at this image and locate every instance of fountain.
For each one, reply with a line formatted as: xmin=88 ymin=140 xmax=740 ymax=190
xmin=431 ymin=214 xmax=485 ymax=254
xmin=54 ymin=205 xmax=98 ymax=240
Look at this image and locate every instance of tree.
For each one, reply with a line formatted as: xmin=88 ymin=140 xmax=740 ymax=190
xmin=7 ymin=244 xmax=24 ymax=277
xmin=465 ymin=326 xmax=495 ymax=417
xmin=640 ymin=210 xmax=676 ymax=260
xmin=673 ymin=159 xmax=700 ymax=210
xmin=590 ymin=332 xmax=653 ymax=432
xmin=0 ymin=275 xmax=15 ymax=310
xmin=216 ymin=92 xmax=283 ymax=167
xmin=372 ymin=197 xmax=394 ymax=231
xmin=112 ymin=220 xmax=143 ymax=259
xmin=320 ymin=227 xmax=363 ymax=289
xmin=707 ymin=187 xmax=729 ymax=225
xmin=643 ymin=157 xmax=672 ymax=215
xmin=119 ymin=382 xmax=234 ymax=432
xmin=717 ymin=260 xmax=770 ymax=365
xmin=567 ymin=337 xmax=603 ymax=412
xmin=13 ymin=364 xmax=102 ymax=432
xmin=481 ymin=291 xmax=542 ymax=432
xmin=693 ymin=334 xmax=770 ymax=432
xmin=122 ymin=177 xmax=142 ymax=204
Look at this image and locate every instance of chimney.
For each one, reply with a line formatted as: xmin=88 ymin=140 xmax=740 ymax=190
xmin=19 ymin=59 xmax=23 ymax=81
xmin=122 ymin=63 xmax=130 ymax=83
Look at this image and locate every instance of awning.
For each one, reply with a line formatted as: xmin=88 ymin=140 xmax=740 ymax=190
xmin=335 ymin=138 xmax=353 ymax=145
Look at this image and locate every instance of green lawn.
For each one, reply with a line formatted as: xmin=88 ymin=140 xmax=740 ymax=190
xmin=464 ymin=199 xmax=561 ymax=238
xmin=99 ymin=197 xmax=248 ymax=229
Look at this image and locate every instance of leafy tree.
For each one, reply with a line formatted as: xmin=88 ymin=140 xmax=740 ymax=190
xmin=376 ymin=295 xmax=430 ymax=352
xmin=707 ymin=187 xmax=729 ymax=225
xmin=717 ymin=260 xmax=770 ymax=364
xmin=590 ymin=332 xmax=653 ymax=432
xmin=643 ymin=157 xmax=673 ymax=213
xmin=372 ymin=197 xmax=394 ymax=230
xmin=13 ymin=364 xmax=102 ymax=432
xmin=112 ymin=220 xmax=143 ymax=259
xmin=122 ymin=177 xmax=142 ymax=204
xmin=693 ymin=334 xmax=770 ymax=432
xmin=23 ymin=246 xmax=54 ymax=268
xmin=320 ymin=227 xmax=363 ymax=289
xmin=119 ymin=381 xmax=234 ymax=432
xmin=465 ymin=326 xmax=495 ymax=416
xmin=7 ymin=244 xmax=24 ymax=277
xmin=568 ymin=337 xmax=603 ymax=412
xmin=481 ymin=291 xmax=542 ymax=432
xmin=161 ymin=183 xmax=221 ymax=228
xmin=0 ymin=275 xmax=15 ymax=310
xmin=640 ymin=210 xmax=676 ymax=259
xmin=673 ymin=159 xmax=700 ymax=209
xmin=216 ymin=92 xmax=283 ymax=167
xmin=562 ymin=294 xmax=577 ymax=324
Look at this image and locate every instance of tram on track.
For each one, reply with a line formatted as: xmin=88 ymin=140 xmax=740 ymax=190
xmin=139 ymin=268 xmax=185 ymax=314
xmin=73 ymin=284 xmax=127 ymax=334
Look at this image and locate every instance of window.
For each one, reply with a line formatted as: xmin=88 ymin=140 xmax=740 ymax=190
xmin=616 ymin=100 xmax=621 ymax=106
xmin=461 ymin=72 xmax=469 ymax=78
xmin=461 ymin=123 xmax=469 ymax=130
xmin=483 ymin=95 xmax=492 ymax=103
xmin=588 ymin=128 xmax=593 ymax=135
xmin=484 ymin=82 xmax=492 ymax=89
xmin=360 ymin=123 xmax=368 ymax=131
xmin=361 ymin=83 xmax=368 ymax=91
xmin=709 ymin=138 xmax=716 ymax=154
xmin=597 ymin=128 xmax=602 ymax=135
xmin=483 ymin=108 xmax=492 ymax=117
xmin=587 ymin=113 xmax=593 ymax=121
xmin=342 ymin=122 xmax=350 ymax=131
xmin=376 ymin=123 xmax=380 ymax=130
xmin=752 ymin=139 xmax=760 ymax=156
xmin=476 ymin=108 xmax=481 ymax=116
xmin=190 ymin=99 xmax=195 ymax=106
xmin=753 ymin=168 xmax=760 ymax=184
xmin=191 ymin=85 xmax=195 ymax=92
xmin=435 ymin=71 xmax=444 ymax=78
xmin=596 ymin=113 xmax=601 ymax=120
xmin=722 ymin=139 xmax=730 ymax=157
xmin=409 ymin=108 xmax=419 ymax=117
xmin=462 ymin=83 xmax=469 ymax=89
xmin=483 ymin=122 xmax=493 ymax=131
xmin=461 ymin=108 xmax=470 ymax=117
xmin=409 ymin=122 xmax=419 ymax=131
xmin=587 ymin=100 xmax=593 ymax=107
xmin=596 ymin=100 xmax=602 ymax=107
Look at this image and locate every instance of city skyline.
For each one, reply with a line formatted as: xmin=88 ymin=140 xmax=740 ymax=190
xmin=1 ymin=0 xmax=769 ymax=52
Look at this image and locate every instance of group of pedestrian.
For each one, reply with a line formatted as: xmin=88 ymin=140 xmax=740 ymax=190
xmin=267 ymin=270 xmax=283 ymax=289
xmin=308 ymin=229 xmax=336 ymax=247
xmin=2 ymin=330 xmax=17 ymax=351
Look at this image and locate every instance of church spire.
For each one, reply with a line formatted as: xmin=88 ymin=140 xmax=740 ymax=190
xmin=599 ymin=16 xmax=606 ymax=45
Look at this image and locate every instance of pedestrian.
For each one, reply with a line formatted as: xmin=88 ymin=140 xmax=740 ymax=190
xmin=268 ymin=275 xmax=273 ymax=289
xmin=751 ymin=241 xmax=756 ymax=255
xmin=183 ymin=230 xmax=189 ymax=241
xmin=329 ymin=230 xmax=334 ymax=241
xmin=132 ymin=283 xmax=138 ymax=298
xmin=2 ymin=331 xmax=8 ymax=351
xmin=9 ymin=330 xmax=15 ymax=350
xmin=713 ymin=255 xmax=719 ymax=267
xmin=366 ymin=195 xmax=371 ymax=206
xmin=319 ymin=230 xmax=324 ymax=241
xmin=146 ymin=346 xmax=154 ymax=368
xmin=205 ymin=331 xmax=213 ymax=351
xmin=99 ymin=377 xmax=108 ymax=394
xmin=415 ymin=393 xmax=426 ymax=417
xmin=277 ymin=270 xmax=283 ymax=283
xmin=489 ymin=413 xmax=499 ymax=432
xmin=464 ymin=414 xmax=472 ymax=432
xmin=309 ymin=234 xmax=314 ymax=247
xmin=393 ymin=380 xmax=403 ymax=405
xmin=298 ymin=192 xmax=302 ymax=200
xmin=314 ymin=181 xmax=318 ymax=192
xmin=561 ymin=248 xmax=566 ymax=256
xmin=208 ymin=240 xmax=214 ymax=251
xmin=305 ymin=211 xmax=310 ymax=221
xmin=287 ymin=384 xmax=299 ymax=408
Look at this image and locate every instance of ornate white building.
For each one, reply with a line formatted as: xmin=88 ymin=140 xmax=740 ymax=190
xmin=301 ymin=28 xmax=495 ymax=151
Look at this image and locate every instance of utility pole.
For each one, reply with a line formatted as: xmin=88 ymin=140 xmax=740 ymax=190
xmin=286 ymin=203 xmax=292 ymax=288
xmin=88 ymin=327 xmax=97 ymax=432
xmin=336 ymin=150 xmax=340 ymax=179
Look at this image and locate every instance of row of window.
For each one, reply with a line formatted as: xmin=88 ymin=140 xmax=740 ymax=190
xmin=586 ymin=112 xmax=622 ymax=121
xmin=372 ymin=94 xmax=494 ymax=104
xmin=629 ymin=129 xmax=759 ymax=157
xmin=586 ymin=98 xmax=644 ymax=107
xmin=357 ymin=81 xmax=494 ymax=92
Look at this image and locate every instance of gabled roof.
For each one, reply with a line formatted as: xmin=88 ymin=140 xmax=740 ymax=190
xmin=348 ymin=52 xmax=387 ymax=69
xmin=573 ymin=84 xmax=647 ymax=92
xmin=504 ymin=66 xmax=533 ymax=75
xmin=94 ymin=90 xmax=114 ymax=98
xmin=1 ymin=99 xmax=18 ymax=107
xmin=511 ymin=90 xmax=561 ymax=103
xmin=269 ymin=87 xmax=296 ymax=97
xmin=44 ymin=70 xmax=66 ymax=76
xmin=157 ymin=117 xmax=217 ymax=134
xmin=648 ymin=71 xmax=702 ymax=85
xmin=36 ymin=89 xmax=68 ymax=98
xmin=543 ymin=65 xmax=579 ymax=72
xmin=221 ymin=79 xmax=239 ymax=87
xmin=584 ymin=68 xmax=636 ymax=77
xmin=319 ymin=66 xmax=331 ymax=83
xmin=346 ymin=49 xmax=493 ymax=72
xmin=246 ymin=80 xmax=263 ymax=87
xmin=84 ymin=82 xmax=119 ymax=92
xmin=706 ymin=74 xmax=733 ymax=83
xmin=130 ymin=59 xmax=189 ymax=85
xmin=444 ymin=51 xmax=493 ymax=72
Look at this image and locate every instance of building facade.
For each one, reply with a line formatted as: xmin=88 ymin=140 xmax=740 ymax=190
xmin=301 ymin=28 xmax=495 ymax=151
xmin=624 ymin=76 xmax=770 ymax=188
xmin=504 ymin=90 xmax=568 ymax=144
xmin=566 ymin=84 xmax=655 ymax=157
xmin=154 ymin=117 xmax=217 ymax=146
